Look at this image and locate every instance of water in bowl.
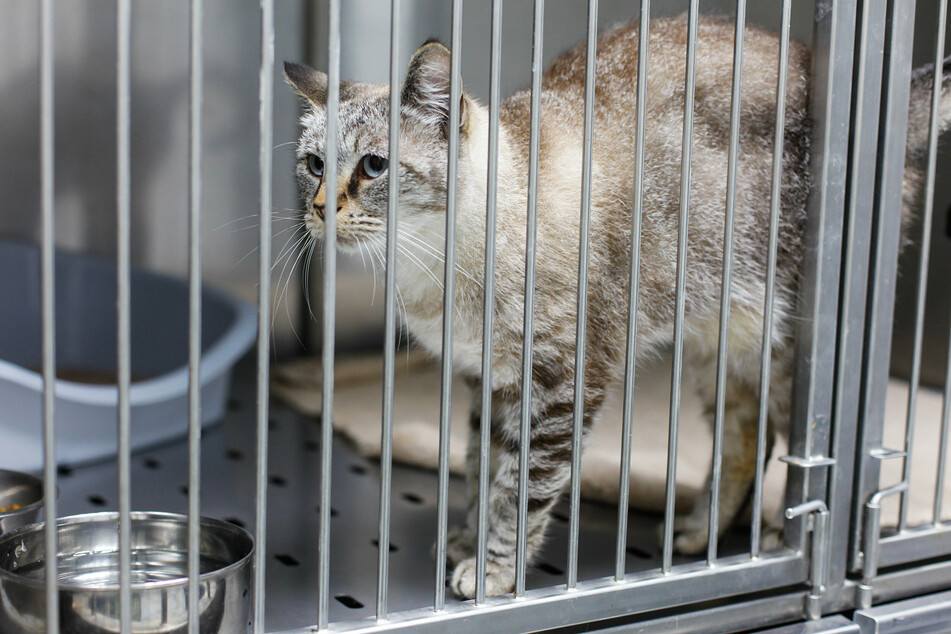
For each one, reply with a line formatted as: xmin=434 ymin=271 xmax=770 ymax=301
xmin=13 ymin=549 xmax=230 ymax=587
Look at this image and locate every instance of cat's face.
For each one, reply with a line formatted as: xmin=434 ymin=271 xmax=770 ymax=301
xmin=287 ymin=43 xmax=465 ymax=254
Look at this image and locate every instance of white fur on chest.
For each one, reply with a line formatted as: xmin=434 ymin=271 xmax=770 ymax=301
xmin=396 ymin=103 xmax=525 ymax=390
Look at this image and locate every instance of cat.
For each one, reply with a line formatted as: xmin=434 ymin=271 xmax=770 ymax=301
xmin=285 ymin=14 xmax=951 ymax=599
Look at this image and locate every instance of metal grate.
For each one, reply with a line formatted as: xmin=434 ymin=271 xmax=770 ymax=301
xmin=51 ymin=363 xmax=760 ymax=632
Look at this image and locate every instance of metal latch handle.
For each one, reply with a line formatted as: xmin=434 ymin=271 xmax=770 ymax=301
xmin=785 ymin=500 xmax=830 ymax=620
xmin=856 ymin=481 xmax=908 ymax=609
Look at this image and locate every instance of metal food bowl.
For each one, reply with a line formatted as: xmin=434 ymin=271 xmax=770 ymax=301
xmin=0 ymin=512 xmax=253 ymax=633
xmin=0 ymin=470 xmax=44 ymax=535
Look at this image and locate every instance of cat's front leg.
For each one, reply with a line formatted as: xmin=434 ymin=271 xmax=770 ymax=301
xmin=450 ymin=397 xmax=589 ymax=599
xmin=445 ymin=419 xmax=482 ymax=566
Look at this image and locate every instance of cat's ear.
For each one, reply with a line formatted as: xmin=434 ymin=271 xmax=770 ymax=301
xmin=284 ymin=61 xmax=328 ymax=105
xmin=401 ymin=41 xmax=467 ymax=136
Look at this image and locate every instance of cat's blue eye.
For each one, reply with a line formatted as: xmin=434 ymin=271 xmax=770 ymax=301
xmin=361 ymin=154 xmax=388 ymax=179
xmin=307 ymin=154 xmax=324 ymax=177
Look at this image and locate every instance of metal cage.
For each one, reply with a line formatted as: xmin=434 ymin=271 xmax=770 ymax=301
xmin=6 ymin=0 xmax=951 ymax=632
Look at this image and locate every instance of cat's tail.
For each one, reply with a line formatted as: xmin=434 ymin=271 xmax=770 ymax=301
xmin=898 ymin=55 xmax=951 ymax=235
xmin=905 ymin=54 xmax=951 ymax=159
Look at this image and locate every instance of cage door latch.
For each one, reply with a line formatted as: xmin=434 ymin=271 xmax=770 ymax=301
xmin=856 ymin=481 xmax=909 ymax=609
xmin=785 ymin=500 xmax=830 ymax=620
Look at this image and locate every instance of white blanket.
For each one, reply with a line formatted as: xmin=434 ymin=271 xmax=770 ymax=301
xmin=270 ymin=350 xmax=949 ymax=528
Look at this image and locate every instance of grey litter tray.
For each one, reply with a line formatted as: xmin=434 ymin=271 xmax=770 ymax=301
xmin=0 ymin=240 xmax=257 ymax=473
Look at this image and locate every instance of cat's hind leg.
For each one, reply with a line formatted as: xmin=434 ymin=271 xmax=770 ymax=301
xmin=670 ymin=323 xmax=791 ymax=555
xmin=671 ymin=379 xmax=768 ymax=554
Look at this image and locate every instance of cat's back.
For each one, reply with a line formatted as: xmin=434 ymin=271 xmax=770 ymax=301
xmin=493 ymin=14 xmax=813 ymax=353
xmin=503 ymin=14 xmax=810 ymax=144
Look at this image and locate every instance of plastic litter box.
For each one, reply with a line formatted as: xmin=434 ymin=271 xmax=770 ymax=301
xmin=0 ymin=241 xmax=257 ymax=472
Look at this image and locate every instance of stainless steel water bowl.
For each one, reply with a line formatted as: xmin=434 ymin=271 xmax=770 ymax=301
xmin=0 ymin=511 xmax=254 ymax=633
xmin=0 ymin=469 xmax=43 ymax=535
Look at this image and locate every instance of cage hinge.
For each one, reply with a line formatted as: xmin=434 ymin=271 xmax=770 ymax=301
xmin=856 ymin=481 xmax=909 ymax=609
xmin=785 ymin=500 xmax=830 ymax=620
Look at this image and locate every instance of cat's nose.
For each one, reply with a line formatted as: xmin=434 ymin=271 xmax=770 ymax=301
xmin=312 ymin=188 xmax=345 ymax=221
xmin=312 ymin=202 xmax=344 ymax=221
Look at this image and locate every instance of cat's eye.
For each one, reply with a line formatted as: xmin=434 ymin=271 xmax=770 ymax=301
xmin=361 ymin=154 xmax=388 ymax=179
xmin=307 ymin=154 xmax=324 ymax=177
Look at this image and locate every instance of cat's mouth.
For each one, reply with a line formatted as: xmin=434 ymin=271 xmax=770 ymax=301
xmin=306 ymin=211 xmax=386 ymax=254
xmin=306 ymin=221 xmax=378 ymax=254
xmin=331 ymin=234 xmax=364 ymax=252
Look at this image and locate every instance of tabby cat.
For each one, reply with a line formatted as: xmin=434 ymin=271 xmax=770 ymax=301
xmin=286 ymin=15 xmax=951 ymax=598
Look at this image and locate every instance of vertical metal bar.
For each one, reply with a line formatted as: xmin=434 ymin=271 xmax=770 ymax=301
xmin=318 ymin=0 xmax=341 ymax=627
xmin=834 ymin=0 xmax=887 ymax=575
xmin=936 ymin=317 xmax=951 ymax=523
xmin=39 ymin=1 xmax=58 ymax=630
xmin=476 ymin=0 xmax=503 ymax=605
xmin=853 ymin=0 xmax=916 ymax=553
xmin=662 ymin=0 xmax=699 ymax=574
xmin=515 ymin=0 xmax=544 ymax=597
xmin=376 ymin=0 xmax=401 ymax=619
xmin=615 ymin=0 xmax=649 ymax=583
xmin=434 ymin=0 xmax=463 ymax=611
xmin=566 ymin=0 xmax=598 ymax=591
xmin=750 ymin=0 xmax=790 ymax=559
xmin=116 ymin=0 xmax=133 ymax=631
xmin=787 ymin=0 xmax=855 ymax=553
xmin=186 ymin=1 xmax=203 ymax=631
xmin=900 ymin=0 xmax=946 ymax=531
xmin=707 ymin=0 xmax=745 ymax=566
xmin=254 ymin=1 xmax=274 ymax=630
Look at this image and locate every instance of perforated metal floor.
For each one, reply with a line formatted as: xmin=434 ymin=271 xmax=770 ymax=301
xmin=54 ymin=360 xmax=751 ymax=632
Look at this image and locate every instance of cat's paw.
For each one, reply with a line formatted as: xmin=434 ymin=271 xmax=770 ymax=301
xmin=759 ymin=526 xmax=784 ymax=552
xmin=445 ymin=526 xmax=476 ymax=566
xmin=450 ymin=557 xmax=515 ymax=599
xmin=672 ymin=525 xmax=709 ymax=555
xmin=655 ymin=515 xmax=709 ymax=555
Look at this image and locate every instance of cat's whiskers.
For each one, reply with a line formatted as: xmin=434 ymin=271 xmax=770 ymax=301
xmin=270 ymin=232 xmax=315 ymax=350
xmin=397 ymin=227 xmax=483 ymax=289
xmin=369 ymin=240 xmax=409 ymax=345
xmin=223 ymin=210 xmax=304 ymax=270
xmin=236 ymin=222 xmax=305 ymax=271
xmin=354 ymin=237 xmax=369 ymax=272
xmin=396 ymin=242 xmax=445 ymax=292
xmin=396 ymin=229 xmax=444 ymax=266
xmin=392 ymin=233 xmax=471 ymax=323
xmin=215 ymin=209 xmax=299 ymax=233
xmin=271 ymin=233 xmax=311 ymax=328
xmin=234 ymin=246 xmax=260 ymax=268
xmin=276 ymin=220 xmax=314 ymax=347
xmin=394 ymin=277 xmax=408 ymax=348
xmin=274 ymin=232 xmax=311 ymax=302
xmin=301 ymin=239 xmax=319 ymax=324
xmin=272 ymin=223 xmax=305 ymax=241
xmin=355 ymin=237 xmax=380 ymax=305
xmin=270 ymin=230 xmax=310 ymax=275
